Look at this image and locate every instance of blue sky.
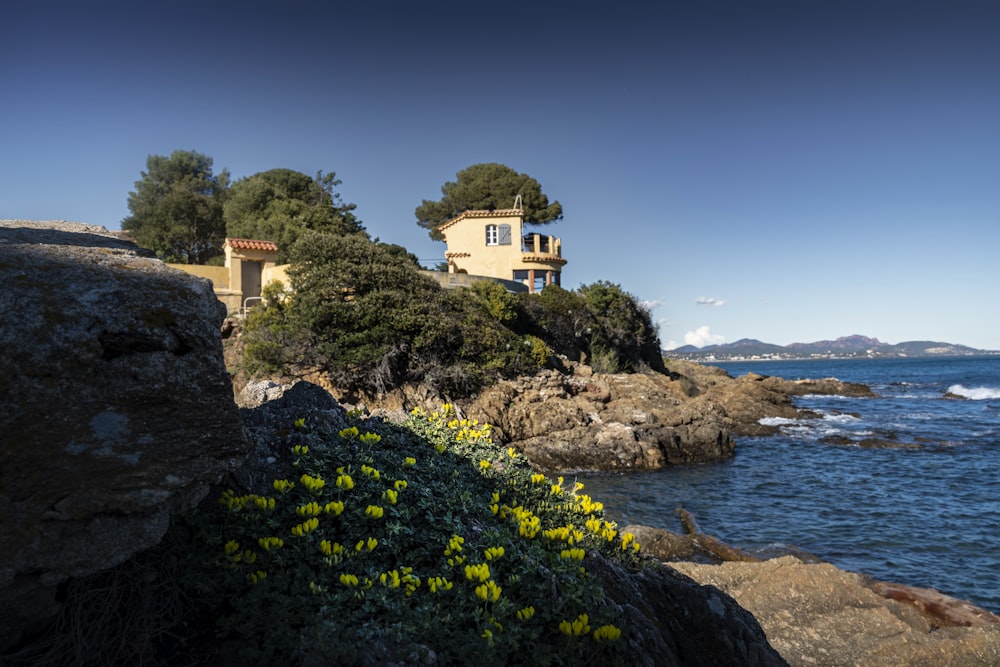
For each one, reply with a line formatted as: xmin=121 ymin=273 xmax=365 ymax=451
xmin=3 ymin=1 xmax=999 ymax=350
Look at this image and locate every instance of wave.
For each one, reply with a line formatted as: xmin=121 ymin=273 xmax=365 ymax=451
xmin=759 ymin=416 xmax=799 ymax=426
xmin=946 ymin=384 xmax=1000 ymax=400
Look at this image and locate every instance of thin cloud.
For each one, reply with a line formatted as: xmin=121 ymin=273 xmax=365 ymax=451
xmin=641 ymin=299 xmax=666 ymax=310
xmin=696 ymin=296 xmax=726 ymax=307
xmin=684 ymin=326 xmax=726 ymax=348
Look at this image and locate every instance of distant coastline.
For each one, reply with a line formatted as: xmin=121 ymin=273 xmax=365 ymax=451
xmin=665 ymin=334 xmax=999 ymax=363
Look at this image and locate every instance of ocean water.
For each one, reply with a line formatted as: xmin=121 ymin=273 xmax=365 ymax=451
xmin=576 ymin=356 xmax=1000 ymax=613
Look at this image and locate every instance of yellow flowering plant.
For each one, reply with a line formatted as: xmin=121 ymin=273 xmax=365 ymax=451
xmin=170 ymin=404 xmax=639 ymax=666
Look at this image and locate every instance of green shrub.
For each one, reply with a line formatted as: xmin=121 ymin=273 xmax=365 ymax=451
xmin=242 ymin=233 xmax=541 ymax=398
xmin=170 ymin=406 xmax=640 ymax=666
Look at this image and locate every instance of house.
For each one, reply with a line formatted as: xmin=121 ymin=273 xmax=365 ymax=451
xmin=169 ymin=238 xmax=287 ymax=314
xmin=437 ymin=208 xmax=566 ymax=293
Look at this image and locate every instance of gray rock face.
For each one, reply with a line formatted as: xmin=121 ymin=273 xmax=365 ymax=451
xmin=0 ymin=221 xmax=248 ymax=648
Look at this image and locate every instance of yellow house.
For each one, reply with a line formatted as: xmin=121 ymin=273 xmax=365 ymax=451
xmin=170 ymin=238 xmax=288 ymax=314
xmin=437 ymin=209 xmax=566 ymax=293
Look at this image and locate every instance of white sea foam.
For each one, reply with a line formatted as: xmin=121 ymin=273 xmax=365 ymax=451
xmin=947 ymin=384 xmax=1000 ymax=400
xmin=822 ymin=413 xmax=860 ymax=424
xmin=759 ymin=416 xmax=799 ymax=426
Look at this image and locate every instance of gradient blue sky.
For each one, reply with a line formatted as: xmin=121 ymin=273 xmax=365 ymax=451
xmin=4 ymin=1 xmax=999 ymax=350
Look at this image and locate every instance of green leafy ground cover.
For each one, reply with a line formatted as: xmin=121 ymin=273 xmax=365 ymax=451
xmin=171 ymin=405 xmax=643 ymax=666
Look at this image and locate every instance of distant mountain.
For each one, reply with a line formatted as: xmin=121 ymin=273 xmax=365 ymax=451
xmin=666 ymin=335 xmax=997 ymax=361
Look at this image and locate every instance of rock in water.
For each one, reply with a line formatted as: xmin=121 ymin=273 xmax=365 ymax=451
xmin=0 ymin=221 xmax=248 ymax=649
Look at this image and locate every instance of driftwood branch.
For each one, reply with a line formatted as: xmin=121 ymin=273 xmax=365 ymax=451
xmin=676 ymin=505 xmax=761 ymax=563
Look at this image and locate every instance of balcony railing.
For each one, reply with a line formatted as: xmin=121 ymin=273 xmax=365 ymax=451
xmin=521 ymin=233 xmax=560 ymax=256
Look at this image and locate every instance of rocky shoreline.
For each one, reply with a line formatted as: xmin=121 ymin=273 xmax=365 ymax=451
xmin=4 ymin=220 xmax=994 ymax=665
xmin=624 ymin=518 xmax=1000 ymax=667
xmin=290 ymin=356 xmax=877 ymax=472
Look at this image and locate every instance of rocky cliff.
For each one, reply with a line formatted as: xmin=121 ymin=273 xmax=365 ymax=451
xmin=0 ymin=221 xmax=248 ymax=650
xmin=459 ymin=359 xmax=873 ymax=472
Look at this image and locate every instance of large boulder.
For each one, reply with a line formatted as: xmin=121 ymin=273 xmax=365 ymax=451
xmin=0 ymin=221 xmax=248 ymax=648
xmin=466 ymin=367 xmax=735 ymax=472
xmin=670 ymin=556 xmax=1000 ymax=667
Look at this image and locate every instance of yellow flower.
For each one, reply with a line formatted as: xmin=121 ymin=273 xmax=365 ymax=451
xmin=531 ymin=473 xmax=546 ymax=485
xmin=484 ymin=546 xmax=505 ymax=561
xmin=224 ymin=540 xmax=240 ymax=556
xmin=253 ymin=495 xmax=275 ymax=511
xmin=559 ymin=613 xmax=590 ymax=637
xmin=382 ymin=489 xmax=398 ymax=505
xmin=355 ymin=537 xmax=378 ymax=552
xmin=621 ymin=532 xmax=639 ymax=552
xmin=359 ymin=432 xmax=381 ymax=444
xmin=543 ymin=526 xmax=569 ymax=541
xmin=324 ymin=500 xmax=345 ymax=516
xmin=444 ymin=534 xmax=464 ymax=555
xmin=516 ymin=606 xmax=535 ymax=621
xmin=290 ymin=517 xmax=319 ymax=536
xmin=475 ymin=580 xmax=502 ymax=602
xmin=518 ymin=516 xmax=540 ymax=538
xmin=394 ymin=479 xmax=408 ymax=491
xmin=481 ymin=628 xmax=493 ymax=646
xmin=507 ymin=446 xmax=518 ymax=458
xmin=258 ymin=536 xmax=284 ymax=551
xmin=293 ymin=418 xmax=306 ymax=429
xmin=273 ymin=479 xmax=294 ymax=493
xmin=319 ymin=540 xmax=344 ymax=557
xmin=593 ymin=625 xmax=622 ymax=642
xmin=403 ymin=457 xmax=417 ymax=467
xmin=428 ymin=576 xmax=453 ymax=593
xmin=297 ymin=501 xmax=321 ymax=517
xmin=340 ymin=573 xmax=360 ymax=587
xmin=338 ymin=426 xmax=359 ymax=439
xmin=248 ymin=570 xmax=267 ymax=585
xmin=361 ymin=464 xmax=381 ymax=480
xmin=300 ymin=474 xmax=326 ymax=494
xmin=560 ymin=548 xmax=586 ymax=561
xmin=464 ymin=562 xmax=491 ymax=582
xmin=365 ymin=505 xmax=384 ymax=519
xmin=292 ymin=443 xmax=308 ymax=454
xmin=479 ymin=459 xmax=491 ymax=470
xmin=336 ymin=474 xmax=355 ymax=491
xmin=380 ymin=570 xmax=402 ymax=589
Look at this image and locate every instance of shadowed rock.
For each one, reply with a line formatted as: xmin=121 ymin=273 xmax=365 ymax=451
xmin=0 ymin=221 xmax=248 ymax=649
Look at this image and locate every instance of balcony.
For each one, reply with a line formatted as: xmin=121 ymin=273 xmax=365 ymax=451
xmin=521 ymin=232 xmax=562 ymax=258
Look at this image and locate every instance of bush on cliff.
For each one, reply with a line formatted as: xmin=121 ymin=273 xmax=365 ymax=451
xmin=514 ymin=282 xmax=664 ymax=373
xmin=241 ymin=231 xmax=663 ymax=399
xmin=242 ymin=232 xmax=543 ymax=397
xmin=169 ymin=405 xmax=641 ymax=665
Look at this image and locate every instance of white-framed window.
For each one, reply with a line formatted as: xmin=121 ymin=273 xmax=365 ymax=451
xmin=486 ymin=224 xmax=512 ymax=246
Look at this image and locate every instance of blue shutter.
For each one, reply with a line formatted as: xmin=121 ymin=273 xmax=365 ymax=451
xmin=498 ymin=224 xmax=512 ymax=245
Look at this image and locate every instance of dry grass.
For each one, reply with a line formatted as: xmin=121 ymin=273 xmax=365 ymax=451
xmin=3 ymin=546 xmax=203 ymax=667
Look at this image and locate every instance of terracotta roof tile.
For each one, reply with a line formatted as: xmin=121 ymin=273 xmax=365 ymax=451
xmin=437 ymin=209 xmax=524 ymax=231
xmin=226 ymin=238 xmax=279 ymax=252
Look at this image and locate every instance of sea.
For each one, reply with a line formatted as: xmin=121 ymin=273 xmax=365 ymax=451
xmin=576 ymin=356 xmax=1000 ymax=614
